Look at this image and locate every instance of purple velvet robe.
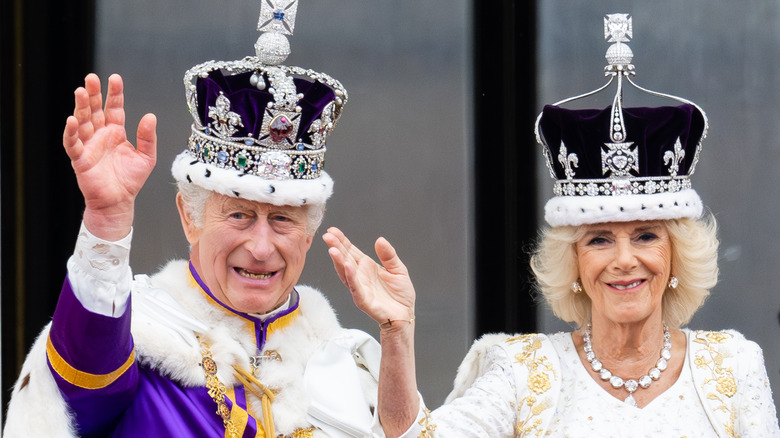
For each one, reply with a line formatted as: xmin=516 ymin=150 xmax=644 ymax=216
xmin=46 ymin=263 xmax=300 ymax=437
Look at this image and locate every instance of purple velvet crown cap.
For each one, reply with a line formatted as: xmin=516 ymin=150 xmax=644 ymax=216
xmin=538 ymin=103 xmax=708 ymax=227
xmin=195 ymin=69 xmax=337 ymax=145
xmin=173 ymin=61 xmax=348 ymax=207
xmin=539 ymin=104 xmax=705 ymax=181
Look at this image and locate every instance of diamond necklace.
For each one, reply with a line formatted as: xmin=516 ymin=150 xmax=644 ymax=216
xmin=583 ymin=323 xmax=672 ymax=407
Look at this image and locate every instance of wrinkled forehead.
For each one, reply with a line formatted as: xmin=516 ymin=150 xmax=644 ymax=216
xmin=211 ymin=192 xmax=308 ymax=215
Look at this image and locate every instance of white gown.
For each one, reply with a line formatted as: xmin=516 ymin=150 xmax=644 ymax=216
xmin=545 ymin=332 xmax=716 ymax=437
xmin=380 ymin=330 xmax=780 ymax=437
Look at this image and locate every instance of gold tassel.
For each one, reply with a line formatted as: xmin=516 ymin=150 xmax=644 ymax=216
xmin=233 ymin=365 xmax=275 ymax=438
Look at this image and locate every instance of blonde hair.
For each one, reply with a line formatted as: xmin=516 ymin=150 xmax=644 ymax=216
xmin=530 ymin=215 xmax=719 ymax=329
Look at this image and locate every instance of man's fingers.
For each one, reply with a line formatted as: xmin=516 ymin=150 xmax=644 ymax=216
xmin=326 ymin=245 xmax=349 ymax=285
xmin=330 ymin=228 xmax=371 ymax=262
xmin=84 ymin=73 xmax=105 ymax=129
xmin=104 ymin=74 xmax=126 ymax=127
xmin=322 ymin=228 xmax=347 ymax=257
xmin=324 ymin=231 xmax=367 ymax=292
xmin=62 ymin=116 xmax=83 ymax=159
xmin=72 ymin=87 xmax=96 ymax=141
xmin=136 ymin=113 xmax=158 ymax=164
xmin=375 ymin=237 xmax=407 ymax=274
xmin=324 ymin=227 xmax=360 ymax=262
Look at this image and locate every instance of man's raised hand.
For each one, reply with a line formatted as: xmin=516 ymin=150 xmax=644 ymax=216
xmin=62 ymin=73 xmax=157 ymax=241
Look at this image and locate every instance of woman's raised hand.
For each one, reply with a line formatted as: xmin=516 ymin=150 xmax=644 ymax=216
xmin=62 ymin=74 xmax=157 ymax=241
xmin=323 ymin=227 xmax=416 ymax=330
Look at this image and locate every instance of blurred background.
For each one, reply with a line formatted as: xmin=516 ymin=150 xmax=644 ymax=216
xmin=3 ymin=0 xmax=779 ymax=424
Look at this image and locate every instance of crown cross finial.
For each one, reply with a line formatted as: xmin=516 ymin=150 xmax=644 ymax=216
xmin=208 ymin=93 xmax=244 ymax=137
xmin=604 ymin=14 xmax=634 ymax=70
xmin=604 ymin=14 xmax=632 ymax=43
xmin=258 ymin=0 xmax=298 ymax=35
xmin=255 ymin=0 xmax=299 ymax=65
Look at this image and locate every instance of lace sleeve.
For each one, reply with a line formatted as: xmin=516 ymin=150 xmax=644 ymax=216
xmin=66 ymin=221 xmax=133 ymax=317
xmin=426 ymin=345 xmax=518 ymax=437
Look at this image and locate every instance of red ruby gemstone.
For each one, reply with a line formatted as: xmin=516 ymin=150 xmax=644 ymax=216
xmin=269 ymin=115 xmax=293 ymax=143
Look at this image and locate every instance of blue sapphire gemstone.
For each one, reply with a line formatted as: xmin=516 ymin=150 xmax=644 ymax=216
xmin=218 ymin=151 xmax=228 ymax=163
xmin=273 ymin=10 xmax=285 ymax=20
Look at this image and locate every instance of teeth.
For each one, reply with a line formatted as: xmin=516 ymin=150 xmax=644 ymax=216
xmin=612 ymin=280 xmax=642 ymax=290
xmin=238 ymin=268 xmax=272 ymax=280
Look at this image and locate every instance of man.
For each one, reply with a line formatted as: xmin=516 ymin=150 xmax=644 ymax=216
xmin=3 ymin=4 xmax=380 ymax=437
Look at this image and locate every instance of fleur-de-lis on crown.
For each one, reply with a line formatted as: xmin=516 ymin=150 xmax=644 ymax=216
xmin=307 ymin=102 xmax=336 ymax=148
xmin=663 ymin=138 xmax=685 ymax=177
xmin=208 ymin=93 xmax=244 ymax=137
xmin=558 ymin=142 xmax=579 ymax=180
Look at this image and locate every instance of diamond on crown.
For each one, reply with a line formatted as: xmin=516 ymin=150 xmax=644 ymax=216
xmin=604 ymin=14 xmax=634 ymax=67
xmin=258 ymin=0 xmax=298 ymax=35
xmin=553 ymin=176 xmax=692 ymax=197
xmin=663 ymin=138 xmax=685 ymax=177
xmin=187 ymin=127 xmax=326 ymax=181
xmin=602 ymin=142 xmax=638 ymax=177
xmin=558 ymin=142 xmax=579 ymax=180
xmin=208 ymin=93 xmax=245 ymax=137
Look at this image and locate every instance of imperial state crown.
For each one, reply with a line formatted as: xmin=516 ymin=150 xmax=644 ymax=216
xmin=171 ymin=0 xmax=347 ymax=207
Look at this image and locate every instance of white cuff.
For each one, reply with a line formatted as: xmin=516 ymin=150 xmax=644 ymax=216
xmin=66 ymin=221 xmax=133 ymax=317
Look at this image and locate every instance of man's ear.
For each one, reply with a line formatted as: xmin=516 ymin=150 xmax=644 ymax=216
xmin=176 ymin=192 xmax=199 ymax=245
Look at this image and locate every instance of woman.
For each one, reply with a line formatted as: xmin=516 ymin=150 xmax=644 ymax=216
xmin=323 ymin=14 xmax=779 ymax=437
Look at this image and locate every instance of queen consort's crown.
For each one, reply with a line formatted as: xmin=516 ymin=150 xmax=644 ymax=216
xmin=534 ymin=14 xmax=709 ymax=227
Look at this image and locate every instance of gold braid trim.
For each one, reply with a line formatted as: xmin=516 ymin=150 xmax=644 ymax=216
xmin=692 ymin=330 xmax=738 ymax=437
xmin=233 ymin=364 xmax=275 ymax=438
xmin=289 ymin=427 xmax=315 ymax=437
xmin=198 ymin=338 xmax=239 ymax=437
xmin=198 ymin=337 xmax=318 ymax=438
xmin=417 ymin=408 xmax=437 ymax=437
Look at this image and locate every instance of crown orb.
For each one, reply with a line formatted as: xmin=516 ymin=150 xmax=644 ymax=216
xmin=605 ymin=43 xmax=633 ymax=66
xmin=255 ymin=32 xmax=290 ymax=65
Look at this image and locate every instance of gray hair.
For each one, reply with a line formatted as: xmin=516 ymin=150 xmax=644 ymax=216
xmin=529 ymin=215 xmax=719 ymax=329
xmin=176 ymin=181 xmax=325 ymax=235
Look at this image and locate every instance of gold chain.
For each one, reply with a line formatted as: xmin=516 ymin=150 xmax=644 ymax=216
xmin=198 ymin=338 xmax=239 ymax=437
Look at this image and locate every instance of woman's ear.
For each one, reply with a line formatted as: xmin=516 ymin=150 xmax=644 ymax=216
xmin=176 ymin=192 xmax=199 ymax=245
